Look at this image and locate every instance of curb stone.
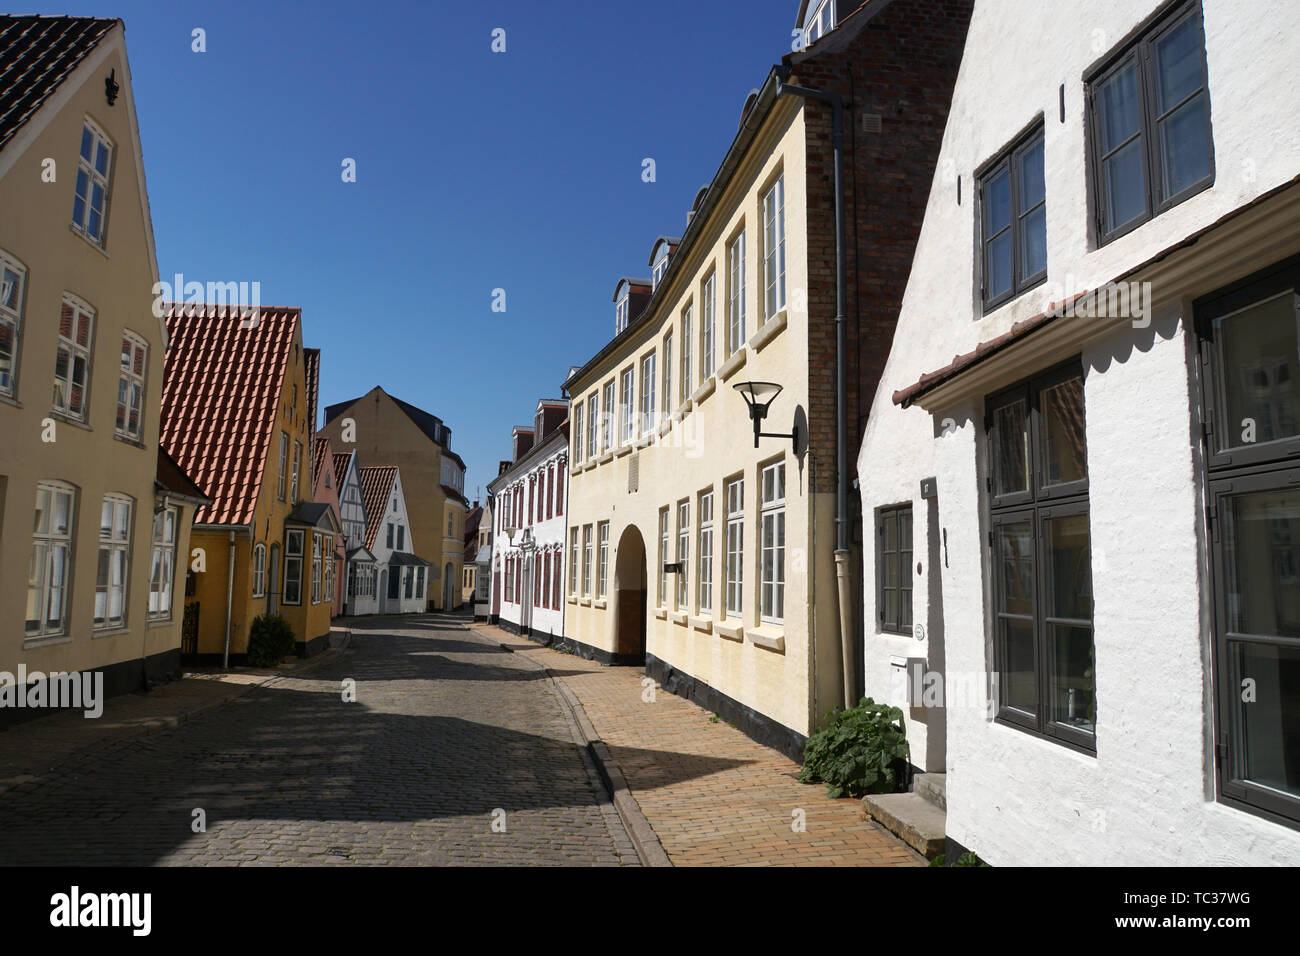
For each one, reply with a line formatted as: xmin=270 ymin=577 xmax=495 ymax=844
xmin=487 ymin=633 xmax=673 ymax=868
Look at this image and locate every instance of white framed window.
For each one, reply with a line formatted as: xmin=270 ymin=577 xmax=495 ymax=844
xmin=53 ymin=296 xmax=94 ymax=420
xmin=805 ymin=0 xmax=836 ymax=43
xmin=311 ymin=533 xmax=323 ymax=604
xmin=582 ymin=524 xmax=593 ymax=595
xmin=0 ymin=250 xmax=27 ymax=398
xmin=698 ymin=489 xmax=714 ymax=613
xmin=586 ymin=394 xmax=598 ymax=461
xmin=763 ymin=173 xmax=786 ymax=320
xmin=680 ymin=304 xmax=693 ymax=403
xmin=404 ymin=565 xmax=413 ymax=599
xmin=252 ymin=543 xmax=267 ymax=597
xmin=277 ymin=433 xmax=288 ymax=500
xmin=574 ymin=402 xmax=584 ymax=461
xmin=284 ymin=530 xmax=304 ymax=605
xmin=416 ymin=566 xmax=424 ymax=598
xmin=677 ymin=500 xmax=690 ymax=609
xmin=725 ymin=476 xmax=744 ymax=617
xmin=116 ymin=332 xmax=147 ymax=440
xmin=94 ymin=493 xmax=133 ymax=629
xmin=72 ymin=119 xmax=113 ymax=244
xmin=652 ymin=251 xmax=669 ymax=290
xmin=569 ymin=527 xmax=579 ymax=594
xmin=616 ymin=295 xmax=629 ymax=334
xmin=291 ymin=440 xmax=302 ymax=503
xmin=148 ymin=505 xmax=177 ymax=620
xmin=598 ymin=521 xmax=610 ymax=598
xmin=620 ymin=367 xmax=635 ymax=443
xmin=663 ymin=332 xmax=673 ymax=415
xmin=387 ymin=523 xmax=394 ymax=549
xmin=701 ymin=271 xmax=716 ymax=379
xmin=397 ymin=525 xmax=405 ymax=550
xmin=602 ymin=380 xmax=615 ymax=452
xmin=658 ymin=507 xmax=670 ymax=606
xmin=727 ymin=230 xmax=746 ymax=356
xmin=26 ymin=481 xmax=76 ymax=637
xmin=759 ymin=460 xmax=786 ymax=624
xmin=639 ymin=352 xmax=656 ymax=434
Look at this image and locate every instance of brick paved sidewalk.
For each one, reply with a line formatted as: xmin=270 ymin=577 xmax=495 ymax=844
xmin=0 ymin=647 xmax=345 ymax=796
xmin=469 ymin=623 xmax=923 ymax=867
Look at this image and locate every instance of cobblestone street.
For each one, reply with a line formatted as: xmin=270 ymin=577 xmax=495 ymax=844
xmin=0 ymin=618 xmax=638 ymax=866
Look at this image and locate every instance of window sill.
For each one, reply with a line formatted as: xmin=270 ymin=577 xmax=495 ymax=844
xmin=690 ymin=615 xmax=713 ymax=634
xmin=148 ymin=617 xmax=174 ymax=628
xmin=113 ymin=432 xmax=147 ymax=450
xmin=654 ymin=607 xmax=668 ymax=620
xmin=614 ymin=444 xmax=632 ymax=459
xmin=582 ymin=460 xmax=598 ymax=472
xmin=598 ymin=450 xmax=614 ymax=465
xmin=748 ymin=624 xmax=786 ymax=653
xmin=692 ymin=377 xmax=716 ymax=405
xmin=23 ymin=633 xmax=73 ymax=649
xmin=567 ymin=596 xmax=578 ymax=605
xmin=593 ymin=599 xmax=607 ymax=609
xmin=69 ymin=223 xmax=110 ymax=258
xmin=670 ymin=610 xmax=689 ymax=626
xmin=657 ymin=417 xmax=673 ymax=438
xmin=716 ymin=619 xmax=744 ymax=642
xmin=718 ymin=348 xmax=747 ymax=383
xmin=0 ymin=392 xmax=21 ymax=410
xmin=635 ymin=434 xmax=654 ymax=450
xmin=50 ymin=410 xmax=92 ymax=431
xmin=92 ymin=625 xmax=131 ymax=638
xmin=673 ymin=399 xmax=693 ymax=420
xmin=579 ymin=597 xmax=592 ymax=606
xmin=752 ymin=310 xmax=788 ymax=352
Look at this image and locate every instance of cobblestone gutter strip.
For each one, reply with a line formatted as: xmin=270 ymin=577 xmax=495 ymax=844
xmin=491 ymin=634 xmax=672 ymax=868
xmin=0 ymin=644 xmax=350 ymax=799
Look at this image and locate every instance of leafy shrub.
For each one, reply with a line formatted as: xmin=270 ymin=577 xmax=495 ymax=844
xmin=247 ymin=613 xmax=296 ymax=667
xmin=929 ymin=852 xmax=989 ymax=868
xmin=798 ymin=697 xmax=910 ymax=798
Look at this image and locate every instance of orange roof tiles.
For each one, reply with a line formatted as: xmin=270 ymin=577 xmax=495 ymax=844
xmin=160 ymin=304 xmax=300 ymax=526
xmin=359 ymin=465 xmax=398 ymax=550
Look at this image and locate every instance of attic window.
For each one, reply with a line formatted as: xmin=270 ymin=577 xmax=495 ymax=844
xmin=652 ymin=248 xmax=670 ymax=291
xmin=805 ymin=0 xmax=836 ymax=44
xmin=616 ymin=295 xmax=630 ymax=334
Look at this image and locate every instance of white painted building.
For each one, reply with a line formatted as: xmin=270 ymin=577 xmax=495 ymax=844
xmin=334 ymin=449 xmax=378 ymax=616
xmin=857 ymin=0 xmax=1300 ymax=864
xmin=487 ymin=400 xmax=569 ymax=642
xmin=359 ymin=465 xmax=430 ymax=616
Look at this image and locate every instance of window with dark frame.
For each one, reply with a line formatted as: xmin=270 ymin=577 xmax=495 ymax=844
xmin=877 ymin=504 xmax=913 ymax=634
xmin=1196 ymin=255 xmax=1300 ymax=828
xmin=979 ymin=123 xmax=1047 ymax=312
xmin=986 ymin=361 xmax=1096 ymax=752
xmin=1087 ymin=0 xmax=1214 ymax=246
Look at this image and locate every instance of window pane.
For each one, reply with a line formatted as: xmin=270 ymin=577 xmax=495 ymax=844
xmin=1225 ymin=489 xmax=1300 ymax=638
xmin=1050 ymin=623 xmax=1096 ymax=733
xmin=1041 ymin=374 xmax=1088 ymax=486
xmin=1159 ymin=93 xmax=1212 ymax=198
xmin=1154 ymin=15 xmax=1204 ymax=112
xmin=987 ymin=234 xmax=1012 ymax=300
xmin=998 ymin=521 xmax=1035 ymax=617
xmin=1103 ymin=140 xmax=1147 ymax=230
xmin=1098 ymin=61 xmax=1142 ymax=153
xmin=985 ymin=168 xmax=1010 ymax=234
xmin=1021 ymin=206 xmax=1047 ymax=279
xmin=1044 ymin=513 xmax=1093 ymax=621
xmin=1001 ymin=618 xmax=1037 ymax=714
xmin=1217 ymin=291 xmax=1300 ymax=448
xmin=1018 ymin=139 xmax=1045 ymax=210
xmin=993 ymin=399 xmax=1030 ymax=496
xmin=1229 ymin=641 xmax=1300 ymax=799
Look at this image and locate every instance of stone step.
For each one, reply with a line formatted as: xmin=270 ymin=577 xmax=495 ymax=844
xmin=861 ymin=792 xmax=946 ymax=860
xmin=913 ymin=772 xmax=946 ymax=810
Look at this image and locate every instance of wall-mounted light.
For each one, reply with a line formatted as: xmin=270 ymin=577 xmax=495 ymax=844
xmin=734 ymin=380 xmax=800 ymax=449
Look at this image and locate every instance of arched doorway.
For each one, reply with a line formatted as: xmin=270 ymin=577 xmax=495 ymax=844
xmin=613 ymin=525 xmax=647 ymax=663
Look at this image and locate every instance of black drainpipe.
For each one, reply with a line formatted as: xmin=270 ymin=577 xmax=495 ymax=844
xmin=775 ymin=73 xmax=854 ymax=711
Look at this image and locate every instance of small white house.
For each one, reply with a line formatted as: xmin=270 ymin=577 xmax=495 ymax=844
xmin=858 ymin=0 xmax=1300 ymax=864
xmin=359 ymin=465 xmax=431 ymax=616
xmin=334 ymin=449 xmax=378 ymax=615
xmin=488 ymin=400 xmax=569 ymax=642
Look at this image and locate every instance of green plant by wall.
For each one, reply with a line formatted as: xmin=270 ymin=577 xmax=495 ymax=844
xmin=247 ymin=613 xmax=296 ymax=667
xmin=929 ymin=852 xmax=989 ymax=867
xmin=798 ymin=697 xmax=910 ymax=799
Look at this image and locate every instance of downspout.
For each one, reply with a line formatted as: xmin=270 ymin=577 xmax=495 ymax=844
xmin=776 ymin=75 xmax=855 ymax=711
xmin=222 ymin=530 xmax=235 ymax=669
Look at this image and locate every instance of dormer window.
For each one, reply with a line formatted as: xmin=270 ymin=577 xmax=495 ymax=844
xmin=616 ymin=294 xmax=630 ymax=334
xmin=652 ymin=251 xmax=669 ymax=290
xmin=805 ymin=0 xmax=836 ymax=44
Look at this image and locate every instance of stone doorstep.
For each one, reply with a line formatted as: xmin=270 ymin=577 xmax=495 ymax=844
xmin=861 ymin=792 xmax=945 ymax=860
xmin=913 ymin=772 xmax=946 ymax=811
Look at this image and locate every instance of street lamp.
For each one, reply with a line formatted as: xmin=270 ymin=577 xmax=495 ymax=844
xmin=734 ymin=380 xmax=800 ymax=449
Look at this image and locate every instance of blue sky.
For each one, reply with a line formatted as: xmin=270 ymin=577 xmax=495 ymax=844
xmin=55 ymin=0 xmax=800 ymax=501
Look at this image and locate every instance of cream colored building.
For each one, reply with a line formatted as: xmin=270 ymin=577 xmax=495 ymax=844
xmin=0 ymin=16 xmax=207 ymax=719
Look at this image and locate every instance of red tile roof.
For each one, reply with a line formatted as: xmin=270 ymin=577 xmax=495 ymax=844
xmin=331 ymin=451 xmax=351 ymax=490
xmin=0 ymin=16 xmax=116 ymax=152
xmin=160 ymin=304 xmax=300 ymax=526
xmin=303 ymin=346 xmax=319 ymax=434
xmin=310 ymin=437 xmax=330 ymax=489
xmin=359 ymin=465 xmax=398 ymax=550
